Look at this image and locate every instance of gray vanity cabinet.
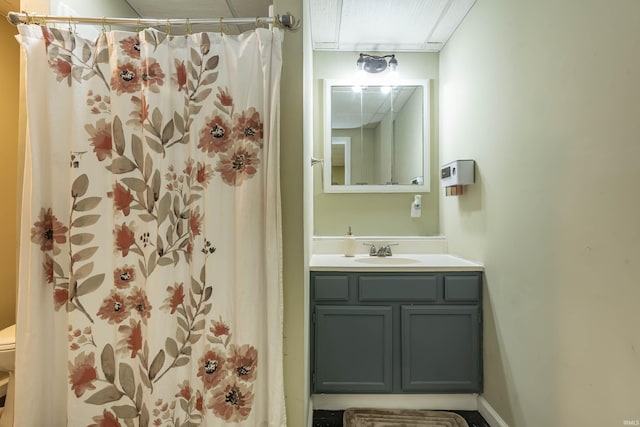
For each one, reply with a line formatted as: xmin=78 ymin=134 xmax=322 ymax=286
xmin=311 ymin=271 xmax=482 ymax=394
xmin=314 ymin=305 xmax=393 ymax=392
xmin=401 ymin=305 xmax=480 ymax=392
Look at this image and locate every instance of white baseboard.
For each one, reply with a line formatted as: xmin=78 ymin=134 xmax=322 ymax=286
xmin=312 ymin=394 xmax=478 ymax=411
xmin=307 ymin=398 xmax=314 ymax=427
xmin=477 ymin=396 xmax=509 ymax=427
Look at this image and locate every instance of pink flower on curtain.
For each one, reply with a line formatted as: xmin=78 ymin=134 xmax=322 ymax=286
xmin=198 ymin=349 xmax=227 ymax=389
xmin=174 ymin=60 xmax=187 ymax=92
xmin=85 ymin=118 xmax=113 ymax=162
xmin=175 ymin=380 xmax=192 ymax=400
xmin=227 ymin=344 xmax=258 ymax=381
xmin=210 ymin=317 xmax=230 ymax=337
xmin=151 ymin=400 xmax=176 ymax=425
xmin=113 ymin=265 xmax=135 ymax=289
xmin=215 ymin=144 xmax=260 ymax=186
xmin=127 ymin=287 xmax=152 ymax=323
xmin=111 ymin=62 xmax=141 ymax=95
xmin=141 ymin=60 xmax=165 ymax=87
xmin=114 ymin=223 xmax=135 ymax=257
xmin=43 ymin=254 xmax=54 ymax=284
xmin=198 ymin=115 xmax=233 ymax=153
xmin=89 ymin=409 xmax=122 ymax=427
xmin=30 ymin=208 xmax=68 ymax=253
xmin=96 ymin=291 xmax=129 ymax=324
xmin=50 ymin=58 xmax=72 ymax=84
xmin=128 ymin=95 xmax=149 ymax=126
xmin=209 ymin=377 xmax=254 ymax=422
xmin=216 ymin=86 xmax=233 ymax=107
xmin=182 ymin=158 xmax=194 ymax=176
xmin=108 ymin=182 xmax=134 ymax=216
xmin=195 ymin=162 xmax=214 ymax=187
xmin=118 ymin=319 xmax=143 ymax=358
xmin=41 ymin=27 xmax=54 ymax=50
xmin=53 ymin=288 xmax=69 ymax=311
xmin=87 ymin=90 xmax=110 ymax=115
xmin=67 ymin=352 xmax=97 ymax=398
xmin=189 ymin=206 xmax=203 ymax=236
xmin=195 ymin=390 xmax=204 ymax=411
xmin=172 ymin=381 xmax=205 ymax=414
xmin=161 ymin=282 xmax=184 ymax=314
xmin=119 ymin=36 xmax=141 ymax=59
xmin=233 ymin=107 xmax=263 ymax=146
xmin=185 ymin=241 xmax=194 ymax=263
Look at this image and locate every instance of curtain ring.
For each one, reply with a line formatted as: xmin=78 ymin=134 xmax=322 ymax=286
xmin=185 ymin=17 xmax=191 ymax=35
xmin=101 ymin=17 xmax=106 ymax=34
xmin=219 ymin=17 xmax=224 ymax=36
xmin=255 ymin=16 xmax=259 ymax=29
xmin=68 ymin=18 xmax=73 ymax=34
xmin=136 ymin=18 xmax=141 ymax=33
xmin=166 ymin=19 xmax=171 ymax=35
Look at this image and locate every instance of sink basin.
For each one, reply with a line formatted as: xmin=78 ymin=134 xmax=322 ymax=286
xmin=354 ymin=257 xmax=421 ymax=265
xmin=310 ymin=253 xmax=484 ymax=271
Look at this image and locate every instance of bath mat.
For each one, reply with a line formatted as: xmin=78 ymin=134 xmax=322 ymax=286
xmin=343 ymin=408 xmax=469 ymax=427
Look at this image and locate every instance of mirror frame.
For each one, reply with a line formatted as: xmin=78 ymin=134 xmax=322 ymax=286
xmin=323 ymin=78 xmax=431 ymax=193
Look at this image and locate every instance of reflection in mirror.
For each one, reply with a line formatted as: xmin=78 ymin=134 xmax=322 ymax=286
xmin=323 ymin=79 xmax=430 ymax=193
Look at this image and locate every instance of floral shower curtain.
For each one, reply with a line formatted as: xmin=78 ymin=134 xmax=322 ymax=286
xmin=15 ymin=23 xmax=284 ymax=426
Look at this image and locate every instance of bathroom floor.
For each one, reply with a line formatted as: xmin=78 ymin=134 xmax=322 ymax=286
xmin=312 ymin=409 xmax=491 ymax=427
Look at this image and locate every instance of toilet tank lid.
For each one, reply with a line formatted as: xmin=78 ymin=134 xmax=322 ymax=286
xmin=0 ymin=324 xmax=16 ymax=350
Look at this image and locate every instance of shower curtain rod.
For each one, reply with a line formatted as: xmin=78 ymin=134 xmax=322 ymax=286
xmin=6 ymin=10 xmax=300 ymax=31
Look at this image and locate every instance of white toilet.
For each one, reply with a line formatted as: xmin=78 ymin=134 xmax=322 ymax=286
xmin=0 ymin=324 xmax=15 ymax=427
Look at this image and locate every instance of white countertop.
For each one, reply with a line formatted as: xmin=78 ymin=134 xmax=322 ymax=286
xmin=310 ymin=253 xmax=484 ymax=272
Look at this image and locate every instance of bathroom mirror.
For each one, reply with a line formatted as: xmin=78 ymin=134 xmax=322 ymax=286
xmin=323 ymin=79 xmax=430 ymax=193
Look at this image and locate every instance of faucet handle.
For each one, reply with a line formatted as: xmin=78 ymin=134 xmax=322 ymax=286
xmin=381 ymin=242 xmax=398 ymax=256
xmin=362 ymin=242 xmax=377 ymax=256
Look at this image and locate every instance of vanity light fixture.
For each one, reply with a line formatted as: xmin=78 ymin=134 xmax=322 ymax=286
xmin=356 ymin=53 xmax=398 ymax=73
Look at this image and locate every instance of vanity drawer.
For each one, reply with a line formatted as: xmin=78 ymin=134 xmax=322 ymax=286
xmin=359 ymin=275 xmax=437 ymax=301
xmin=314 ymin=275 xmax=350 ymax=301
xmin=444 ymin=275 xmax=480 ymax=302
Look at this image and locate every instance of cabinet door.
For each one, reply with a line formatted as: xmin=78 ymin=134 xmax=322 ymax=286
xmin=401 ymin=305 xmax=481 ymax=392
xmin=314 ymin=305 xmax=392 ymax=393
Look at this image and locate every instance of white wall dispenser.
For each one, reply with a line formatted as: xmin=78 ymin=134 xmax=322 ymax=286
xmin=440 ymin=160 xmax=475 ymax=196
xmin=411 ymin=195 xmax=422 ymax=217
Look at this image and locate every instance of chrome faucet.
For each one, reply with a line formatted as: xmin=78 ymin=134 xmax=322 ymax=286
xmin=362 ymin=242 xmax=399 ymax=257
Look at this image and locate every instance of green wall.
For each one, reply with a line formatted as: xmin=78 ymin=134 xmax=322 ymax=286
xmin=440 ymin=1 xmax=640 ymax=425
xmin=0 ymin=17 xmax=19 ymax=331
xmin=275 ymin=0 xmax=305 ymax=425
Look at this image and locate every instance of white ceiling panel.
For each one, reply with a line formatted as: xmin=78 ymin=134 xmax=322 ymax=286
xmin=310 ymin=0 xmax=476 ymax=52
xmin=339 ymin=0 xmax=442 ymax=46
xmin=429 ymin=0 xmax=477 ymax=43
xmin=309 ymin=0 xmax=343 ymax=48
xmin=123 ymin=0 xmax=475 ymax=50
xmin=124 ymin=0 xmax=272 ymax=34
